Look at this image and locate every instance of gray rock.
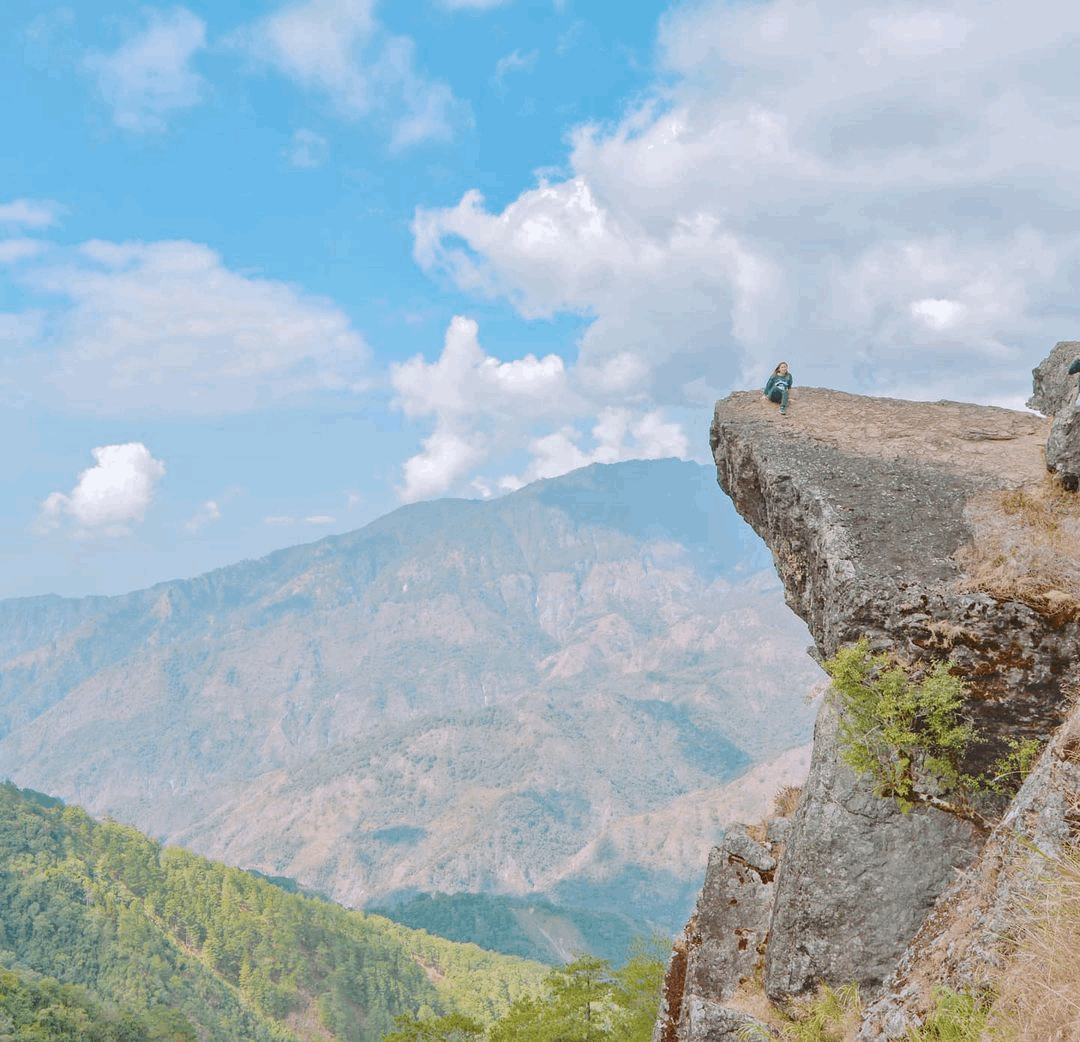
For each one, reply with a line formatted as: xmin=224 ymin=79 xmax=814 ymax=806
xmin=653 ymin=837 xmax=778 ymax=1042
xmin=1029 ymin=341 xmax=1080 ymax=489
xmin=764 ymin=698 xmax=979 ymax=998
xmin=678 ymin=997 xmax=775 ymax=1042
xmin=765 ymin=816 xmax=793 ymax=845
xmin=858 ymin=677 xmax=1080 ymax=1038
xmin=721 ymin=824 xmax=777 ymax=875
xmin=701 ymin=388 xmax=1079 ymax=1009
xmin=1046 ymin=406 xmax=1080 ymax=491
xmin=1028 ymin=340 xmax=1080 ymax=415
xmin=685 ymin=841 xmax=775 ymax=1004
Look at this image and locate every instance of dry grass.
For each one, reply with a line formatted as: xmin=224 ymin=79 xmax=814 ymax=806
xmin=990 ymin=844 xmax=1080 ymax=1041
xmin=957 ymin=474 xmax=1080 ymax=621
xmin=744 ymin=821 xmax=769 ymax=844
xmin=774 ymin=785 xmax=803 ymax=818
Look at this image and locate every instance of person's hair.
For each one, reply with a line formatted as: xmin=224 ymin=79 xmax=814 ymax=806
xmin=772 ymin=361 xmax=789 ymax=375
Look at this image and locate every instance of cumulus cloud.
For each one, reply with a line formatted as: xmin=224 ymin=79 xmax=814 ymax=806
xmin=391 ymin=315 xmax=689 ymax=501
xmin=492 ymin=49 xmax=538 ymax=96
xmin=238 ymin=0 xmax=467 ymax=148
xmin=37 ymin=443 xmax=166 ymax=539
xmin=183 ymin=498 xmax=222 ymax=535
xmin=0 ymin=240 xmax=47 ymax=264
xmin=85 ymin=7 xmax=207 ymax=132
xmin=413 ymin=0 xmax=1080 ymax=408
xmin=0 ymin=199 xmax=59 ymax=227
xmin=18 ymin=238 xmax=369 ymax=415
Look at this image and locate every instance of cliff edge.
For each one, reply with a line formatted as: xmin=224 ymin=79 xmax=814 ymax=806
xmin=655 ymin=377 xmax=1080 ymax=1041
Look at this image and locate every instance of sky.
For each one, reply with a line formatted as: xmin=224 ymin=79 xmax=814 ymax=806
xmin=3 ymin=0 xmax=1080 ymax=599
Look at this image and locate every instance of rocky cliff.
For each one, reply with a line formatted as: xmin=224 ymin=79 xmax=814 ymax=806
xmin=657 ymin=369 xmax=1080 ymax=1040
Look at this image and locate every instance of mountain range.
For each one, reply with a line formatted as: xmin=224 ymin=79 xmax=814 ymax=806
xmin=0 ymin=459 xmax=822 ymax=937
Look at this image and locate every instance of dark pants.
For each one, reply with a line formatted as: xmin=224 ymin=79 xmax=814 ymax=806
xmin=769 ymin=385 xmax=789 ymax=412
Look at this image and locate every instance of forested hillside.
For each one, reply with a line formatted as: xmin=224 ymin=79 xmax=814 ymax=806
xmin=0 ymin=784 xmax=547 ymax=1042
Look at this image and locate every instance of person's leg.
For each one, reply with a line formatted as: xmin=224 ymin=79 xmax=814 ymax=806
xmin=779 ymin=383 xmax=789 ymax=414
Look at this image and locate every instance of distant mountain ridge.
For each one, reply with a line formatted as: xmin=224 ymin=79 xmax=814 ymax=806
xmin=0 ymin=459 xmax=822 ymax=931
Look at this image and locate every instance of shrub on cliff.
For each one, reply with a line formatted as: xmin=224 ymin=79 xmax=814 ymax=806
xmin=824 ymin=640 xmax=975 ymax=813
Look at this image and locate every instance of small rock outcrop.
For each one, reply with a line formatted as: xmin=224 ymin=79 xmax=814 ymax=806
xmin=656 ymin=371 xmax=1080 ymax=1041
xmin=1029 ymin=340 xmax=1080 ymax=490
xmin=653 ymin=827 xmax=779 ymax=1042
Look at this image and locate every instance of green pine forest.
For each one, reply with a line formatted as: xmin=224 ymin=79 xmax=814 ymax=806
xmin=0 ymin=783 xmax=665 ymax=1042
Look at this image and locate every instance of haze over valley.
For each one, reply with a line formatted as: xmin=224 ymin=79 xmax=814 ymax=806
xmin=0 ymin=459 xmax=822 ymax=940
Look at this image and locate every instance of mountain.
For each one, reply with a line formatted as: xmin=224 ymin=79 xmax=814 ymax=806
xmin=0 ymin=459 xmax=822 ymax=933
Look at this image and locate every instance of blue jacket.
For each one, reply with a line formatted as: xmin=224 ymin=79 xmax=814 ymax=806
xmin=1069 ymin=359 xmax=1080 ymax=375
xmin=764 ymin=373 xmax=793 ymax=397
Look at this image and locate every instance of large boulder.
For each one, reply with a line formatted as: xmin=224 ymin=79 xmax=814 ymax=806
xmin=1029 ymin=341 xmax=1080 ymax=490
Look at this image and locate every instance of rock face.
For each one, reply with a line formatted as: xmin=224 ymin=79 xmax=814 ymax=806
xmin=652 ymin=827 xmax=779 ymax=1042
xmin=656 ymin=383 xmax=1080 ymax=1040
xmin=1029 ymin=340 xmax=1080 ymax=490
xmin=764 ymin=699 xmax=979 ymax=999
xmin=859 ymin=692 xmax=1080 ymax=1039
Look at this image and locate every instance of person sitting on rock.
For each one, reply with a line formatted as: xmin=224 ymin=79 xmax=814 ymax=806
xmin=1070 ymin=358 xmax=1080 ymax=401
xmin=764 ymin=361 xmax=793 ymax=415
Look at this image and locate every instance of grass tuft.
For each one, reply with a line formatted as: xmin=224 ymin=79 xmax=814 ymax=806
xmin=990 ymin=844 xmax=1080 ymax=1041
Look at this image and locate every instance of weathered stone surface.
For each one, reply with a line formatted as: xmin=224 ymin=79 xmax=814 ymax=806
xmin=1046 ymin=408 xmax=1080 ymax=491
xmin=1028 ymin=340 xmax=1080 ymax=415
xmin=764 ymin=698 xmax=980 ymax=998
xmin=709 ymin=389 xmax=1074 ymax=772
xmin=676 ymin=998 xmax=775 ymax=1042
xmin=858 ymin=678 xmax=1080 ymax=1039
xmin=654 ymin=829 xmax=779 ymax=1042
xmin=704 ymin=388 xmax=1080 ymax=1005
xmin=1029 ymin=341 xmax=1080 ymax=490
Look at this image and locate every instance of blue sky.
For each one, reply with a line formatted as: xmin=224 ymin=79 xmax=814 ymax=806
xmin=3 ymin=0 xmax=1080 ymax=598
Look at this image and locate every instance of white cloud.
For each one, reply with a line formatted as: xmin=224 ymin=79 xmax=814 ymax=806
xmin=85 ymin=7 xmax=207 ymax=132
xmin=499 ymin=409 xmax=689 ymax=491
xmin=0 ymin=199 xmax=58 ymax=227
xmin=437 ymin=0 xmax=510 ymax=9
xmin=413 ymin=0 xmax=1080 ymax=407
xmin=239 ymin=0 xmax=467 ymax=148
xmin=20 ymin=238 xmax=369 ymax=415
xmin=37 ymin=443 xmax=166 ymax=539
xmin=285 ymin=128 xmax=330 ymax=169
xmin=183 ymin=499 xmax=221 ymax=534
xmin=391 ymin=315 xmax=570 ymax=500
xmin=304 ymin=514 xmax=335 ymax=525
xmin=492 ymin=49 xmax=538 ymax=95
xmin=391 ymin=315 xmax=689 ymax=501
xmin=0 ymin=240 xmax=47 ymax=264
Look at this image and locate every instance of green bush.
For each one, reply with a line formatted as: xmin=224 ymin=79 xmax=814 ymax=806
xmin=824 ymin=641 xmax=975 ymax=813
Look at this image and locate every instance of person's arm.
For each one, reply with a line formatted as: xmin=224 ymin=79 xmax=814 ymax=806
xmin=764 ymin=376 xmax=775 ymax=396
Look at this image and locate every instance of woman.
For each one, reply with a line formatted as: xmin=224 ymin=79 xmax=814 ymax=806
xmin=764 ymin=361 xmax=793 ymax=415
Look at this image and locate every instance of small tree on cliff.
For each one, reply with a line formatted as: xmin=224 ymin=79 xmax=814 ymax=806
xmin=824 ymin=639 xmax=975 ymax=813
